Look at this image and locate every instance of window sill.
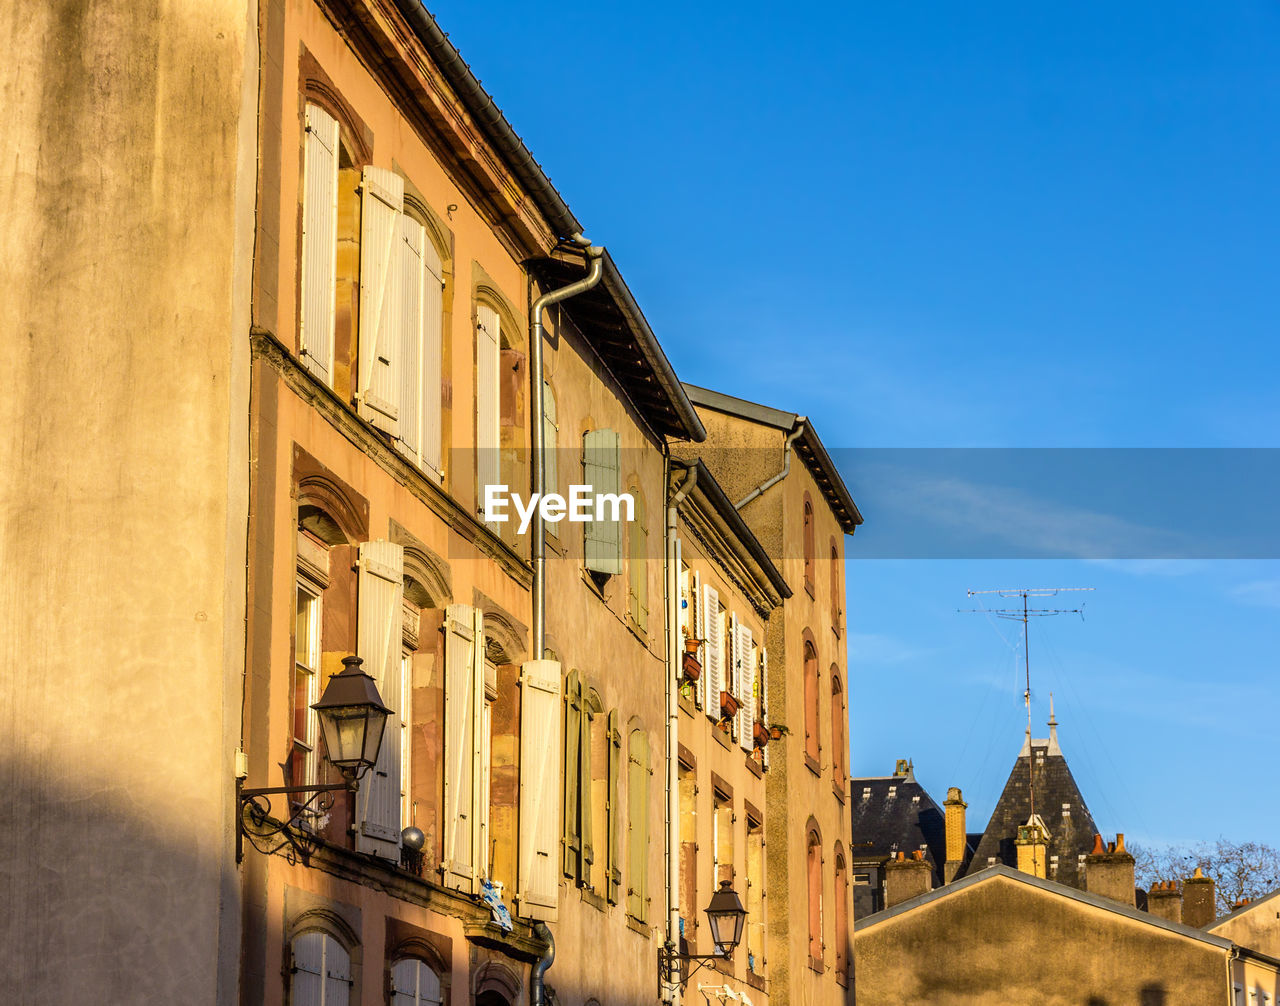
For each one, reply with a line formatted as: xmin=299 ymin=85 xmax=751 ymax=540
xmin=713 ymin=727 xmax=733 ymax=752
xmin=745 ymin=972 xmax=767 ymax=992
xmin=679 ymin=692 xmax=697 ymax=718
xmin=580 ymin=888 xmax=606 ymax=912
xmin=805 ymin=753 xmax=821 ymax=776
xmin=832 ymin=778 xmax=846 ymax=803
xmin=809 ymin=956 xmax=825 ymax=974
xmin=836 ymin=970 xmax=848 ymax=988
xmin=744 ymin=755 xmax=763 ymax=779
xmin=626 ymin=915 xmax=651 ymax=938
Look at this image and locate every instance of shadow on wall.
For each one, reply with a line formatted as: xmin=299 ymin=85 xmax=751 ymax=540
xmin=1086 ymin=986 xmax=1166 ymax=1006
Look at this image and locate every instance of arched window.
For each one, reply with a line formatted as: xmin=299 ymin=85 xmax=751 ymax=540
xmin=802 ymin=497 xmax=815 ymax=593
xmin=831 ymin=670 xmax=846 ymax=791
xmin=829 ymin=540 xmax=841 ymax=634
xmin=803 ymin=639 xmax=820 ymax=766
xmin=834 ymin=847 xmax=849 ymax=981
xmin=806 ymin=824 xmax=823 ymax=967
xmin=289 ymin=930 xmax=352 ymax=1006
xmin=391 ymin=958 xmax=443 ymax=1006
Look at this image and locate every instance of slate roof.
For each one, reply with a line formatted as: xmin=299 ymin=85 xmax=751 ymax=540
xmin=850 ymin=767 xmax=952 ymax=885
xmin=962 ymin=735 xmax=1099 ymax=890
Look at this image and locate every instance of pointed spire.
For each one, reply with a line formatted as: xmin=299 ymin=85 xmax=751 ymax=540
xmin=1047 ymin=692 xmax=1061 ymax=755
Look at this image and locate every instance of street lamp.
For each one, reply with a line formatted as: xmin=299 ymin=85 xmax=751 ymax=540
xmin=658 ymin=882 xmax=748 ymax=990
xmin=237 ymin=656 xmax=391 ymax=864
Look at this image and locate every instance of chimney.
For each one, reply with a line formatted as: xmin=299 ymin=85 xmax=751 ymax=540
xmin=1147 ymin=880 xmax=1182 ymax=925
xmin=943 ymin=787 xmax=967 ymax=883
xmin=1015 ymin=815 xmax=1050 ymax=879
xmin=1085 ymin=832 xmax=1135 ymax=907
xmin=884 ymin=850 xmax=933 ymax=908
xmin=1182 ymin=867 xmax=1216 ymax=928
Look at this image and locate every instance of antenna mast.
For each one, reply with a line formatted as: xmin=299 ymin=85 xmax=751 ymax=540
xmin=959 ymin=587 xmax=1093 ymax=874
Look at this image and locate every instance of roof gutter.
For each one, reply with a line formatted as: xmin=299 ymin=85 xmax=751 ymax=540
xmin=390 ymin=0 xmax=582 ymax=241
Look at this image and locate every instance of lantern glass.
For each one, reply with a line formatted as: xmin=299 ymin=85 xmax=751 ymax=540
xmin=704 ymin=881 xmax=747 ymax=955
xmin=311 ymin=655 xmax=391 ymax=780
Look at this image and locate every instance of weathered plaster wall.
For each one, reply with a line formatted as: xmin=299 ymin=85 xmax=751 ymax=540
xmin=855 ymin=876 xmax=1227 ymax=1006
xmin=0 ymin=0 xmax=258 ymax=1001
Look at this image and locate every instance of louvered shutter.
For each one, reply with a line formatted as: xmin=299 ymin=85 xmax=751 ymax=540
xmin=729 ymin=612 xmax=741 ymax=740
xmin=583 ymin=429 xmax=622 ymax=574
xmin=355 ymin=540 xmax=405 ymax=858
xmin=442 ymin=603 xmax=476 ymax=891
xmin=627 ymin=729 xmax=650 ymax=920
xmin=518 ymin=658 xmax=562 ymax=921
xmin=300 ymin=104 xmax=338 ymax=386
xmin=562 ymin=670 xmax=582 ymax=878
xmin=607 ymin=708 xmax=622 ymax=904
xmin=323 ymin=938 xmax=351 ymax=1006
xmin=542 ymin=381 xmax=558 ymax=496
xmin=738 ymin=623 xmax=755 ymax=752
xmin=291 ymin=932 xmax=324 ymax=1006
xmin=471 ymin=607 xmax=488 ymax=882
xmin=475 ymin=305 xmax=501 ymax=499
xmin=703 ymin=584 xmax=722 ymax=722
xmin=396 ymin=216 xmax=424 ymax=464
xmin=421 ymin=238 xmax=444 ymax=474
xmin=580 ymin=703 xmax=594 ymax=876
xmin=357 ymin=166 xmax=403 ymax=433
xmin=692 ymin=570 xmax=704 ymax=709
xmin=761 ymin=647 xmax=770 ymax=770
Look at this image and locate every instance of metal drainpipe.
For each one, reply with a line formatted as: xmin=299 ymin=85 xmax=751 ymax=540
xmin=530 ymin=237 xmax=603 ymax=659
xmin=665 ymin=460 xmax=698 ymax=1005
xmin=531 ymin=921 xmax=555 ymax=1006
xmin=733 ymin=421 xmax=806 ymax=510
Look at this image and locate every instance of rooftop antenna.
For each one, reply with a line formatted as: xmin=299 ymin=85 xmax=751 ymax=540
xmin=959 ymin=587 xmax=1092 ymax=875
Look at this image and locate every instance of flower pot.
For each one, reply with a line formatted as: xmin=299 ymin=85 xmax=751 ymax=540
xmin=684 ymin=637 xmax=702 ymax=656
xmin=720 ymin=691 xmax=740 ymax=719
xmin=769 ymin=725 xmax=787 ymax=741
xmin=682 ymin=652 xmax=702 ymax=682
xmin=753 ymin=721 xmax=770 ymax=749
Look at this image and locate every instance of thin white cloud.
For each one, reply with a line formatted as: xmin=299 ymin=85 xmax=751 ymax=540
xmin=1229 ymin=579 xmax=1280 ymax=609
xmin=846 ymin=632 xmax=940 ymax=666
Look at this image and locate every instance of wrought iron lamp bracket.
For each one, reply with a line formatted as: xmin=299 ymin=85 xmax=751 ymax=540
xmin=657 ymin=944 xmax=731 ymax=995
xmin=235 ymin=778 xmax=353 ymax=866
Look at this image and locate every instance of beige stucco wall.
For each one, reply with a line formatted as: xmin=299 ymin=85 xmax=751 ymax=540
xmin=1210 ymin=897 xmax=1280 ymax=960
xmin=855 ymin=875 xmax=1229 ymax=1006
xmin=0 ymin=1 xmax=258 ymax=1002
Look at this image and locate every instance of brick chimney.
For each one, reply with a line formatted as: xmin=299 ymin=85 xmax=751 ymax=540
xmin=1084 ymin=832 xmax=1135 ymax=907
xmin=943 ymin=787 xmax=967 ymax=883
xmin=1182 ymin=867 xmax=1216 ymax=928
xmin=1147 ymin=880 xmax=1182 ymax=924
xmin=884 ymin=850 xmax=933 ymax=908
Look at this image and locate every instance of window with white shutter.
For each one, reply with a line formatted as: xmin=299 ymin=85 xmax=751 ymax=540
xmin=737 ymin=622 xmax=755 ymax=752
xmin=355 ymin=540 xmax=405 ymax=859
xmin=357 ymin=166 xmax=404 ymax=434
xmin=300 ymin=104 xmax=339 ymax=386
xmin=518 ymin=658 xmax=562 ymax=921
xmin=606 ymin=708 xmax=622 ymax=904
xmin=703 ymin=583 xmax=722 ymax=723
xmin=626 ymin=727 xmax=650 ymax=921
xmin=473 ymin=609 xmax=490 ymax=883
xmin=542 ymin=381 xmax=558 ymax=499
xmin=760 ymin=647 xmax=770 ymax=770
xmin=562 ymin=670 xmax=583 ymax=880
xmin=582 ymin=429 xmax=622 ymax=575
xmin=390 ymin=959 xmax=443 ymax=1006
xmin=691 ymin=570 xmax=704 ymax=710
xmin=475 ymin=305 xmax=501 ymax=501
xmin=396 ymin=216 xmax=444 ymax=477
xmin=442 ymin=603 xmax=476 ymax=891
xmin=290 ymin=932 xmax=351 ymax=1006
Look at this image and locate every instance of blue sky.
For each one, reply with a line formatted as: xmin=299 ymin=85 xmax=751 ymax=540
xmin=427 ymin=1 xmax=1280 ymax=846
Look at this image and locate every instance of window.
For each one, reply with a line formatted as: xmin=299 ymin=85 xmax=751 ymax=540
xmin=627 ymin=491 xmax=649 ymax=634
xmin=807 ymin=826 xmax=823 ymax=968
xmin=702 ymin=584 xmax=725 ymax=726
xmin=746 ymin=813 xmax=765 ymax=975
xmin=730 ymin=616 xmax=755 ymax=752
xmin=400 ymin=600 xmax=418 ymax=834
xmin=803 ymin=640 xmax=820 ymax=766
xmin=830 ymin=540 xmax=841 ymax=634
xmin=678 ymin=760 xmax=697 ymax=939
xmin=831 ymin=671 xmax=846 ymax=794
xmin=395 ymin=211 xmax=445 ymax=477
xmin=627 ymin=725 xmax=651 ymax=921
xmin=292 ymin=532 xmax=326 ymax=793
xmin=562 ymin=676 xmax=620 ymax=902
xmin=290 ymin=931 xmax=351 ymax=1006
xmin=802 ymin=496 xmax=815 ymax=593
xmin=442 ymin=604 xmax=491 ymax=893
xmin=299 ymin=103 xmax=340 ymax=386
xmin=583 ymin=429 xmax=622 ymax=578
xmin=542 ymin=380 xmax=558 ymax=500
xmin=391 ymin=959 xmax=443 ymax=1006
xmin=516 ymin=652 xmax=562 ymax=921
xmin=475 ymin=304 xmax=501 ymax=501
xmin=713 ymin=788 xmax=734 ymax=890
xmin=834 ymin=849 xmax=849 ymax=982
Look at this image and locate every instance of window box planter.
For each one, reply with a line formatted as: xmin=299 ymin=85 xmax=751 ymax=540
xmin=753 ymin=721 xmax=770 ymax=749
xmin=720 ymin=691 xmax=740 ymax=719
xmin=682 ymin=652 xmax=702 ymax=682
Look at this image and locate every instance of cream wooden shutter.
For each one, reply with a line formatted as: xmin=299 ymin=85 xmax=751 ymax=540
xmin=737 ymin=623 xmax=755 ymax=752
xmin=396 ymin=216 xmax=424 ymax=464
xmin=703 ymin=583 xmax=721 ymax=723
xmin=583 ymin=429 xmax=622 ymax=574
xmin=607 ymin=708 xmax=622 ymax=904
xmin=729 ymin=612 xmax=741 ymax=740
xmin=355 ymin=540 xmax=405 ymax=859
xmin=421 ymin=237 xmax=444 ymax=474
xmin=518 ymin=658 xmax=562 ymax=921
xmin=323 ymin=938 xmax=352 ymax=1006
xmin=391 ymin=960 xmax=442 ymax=1006
xmin=627 ymin=729 xmax=650 ymax=920
xmin=442 ymin=603 xmax=476 ymax=891
xmin=291 ymin=932 xmax=323 ymax=1006
xmin=300 ymin=104 xmax=338 ymax=386
xmin=542 ymin=381 xmax=558 ymax=496
xmin=761 ymin=647 xmax=770 ymax=770
xmin=358 ymin=166 xmax=403 ymax=434
xmin=475 ymin=305 xmax=501 ymax=499
xmin=562 ymin=670 xmax=582 ymax=878
xmin=471 ymin=607 xmax=488 ymax=881
xmin=692 ymin=570 xmax=704 ymax=709
xmin=580 ymin=706 xmax=594 ymax=877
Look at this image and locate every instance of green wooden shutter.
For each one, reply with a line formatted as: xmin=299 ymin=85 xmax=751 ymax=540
xmin=607 ymin=708 xmax=622 ymax=904
xmin=583 ymin=429 xmax=622 ymax=574
xmin=562 ymin=670 xmax=582 ymax=878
